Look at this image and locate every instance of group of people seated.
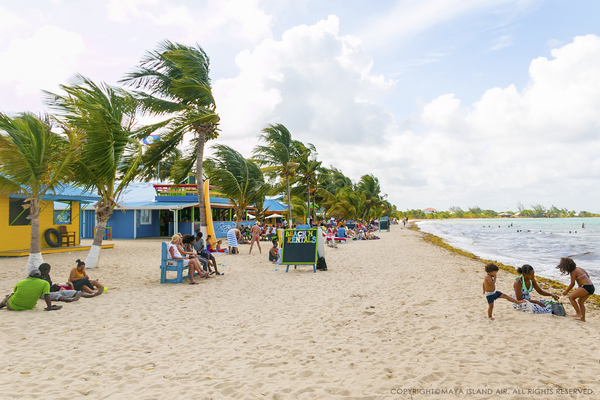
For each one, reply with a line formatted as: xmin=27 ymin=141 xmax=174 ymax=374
xmin=240 ymin=223 xmax=281 ymax=242
xmin=320 ymin=219 xmax=381 ymax=243
xmin=0 ymin=260 xmax=104 ymax=311
xmin=167 ymin=232 xmax=224 ymax=284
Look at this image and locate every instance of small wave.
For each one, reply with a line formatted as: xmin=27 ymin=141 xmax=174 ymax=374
xmin=567 ymin=251 xmax=600 ymax=261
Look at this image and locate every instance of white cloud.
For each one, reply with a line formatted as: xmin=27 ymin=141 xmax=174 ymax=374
xmin=489 ymin=34 xmax=513 ymax=51
xmin=359 ymin=0 xmax=533 ymax=47
xmin=107 ymin=0 xmax=272 ymax=44
xmin=0 ymin=25 xmax=84 ymax=96
xmin=381 ymin=34 xmax=600 ymax=210
xmin=213 ymin=15 xmax=395 ymax=150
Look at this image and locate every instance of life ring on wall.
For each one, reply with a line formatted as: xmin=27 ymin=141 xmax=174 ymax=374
xmin=44 ymin=228 xmax=62 ymax=248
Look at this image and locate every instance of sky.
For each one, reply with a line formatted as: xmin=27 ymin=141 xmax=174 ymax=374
xmin=1 ymin=0 xmax=600 ymax=212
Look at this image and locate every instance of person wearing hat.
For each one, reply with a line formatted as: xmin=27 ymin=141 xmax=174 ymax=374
xmin=0 ymin=269 xmax=61 ymax=311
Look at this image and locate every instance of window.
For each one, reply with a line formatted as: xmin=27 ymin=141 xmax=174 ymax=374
xmin=9 ymin=198 xmax=31 ymax=226
xmin=53 ymin=201 xmax=71 ymax=225
xmin=140 ymin=209 xmax=151 ymax=225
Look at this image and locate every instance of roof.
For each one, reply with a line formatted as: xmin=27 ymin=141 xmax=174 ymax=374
xmin=9 ymin=186 xmax=101 ymax=204
xmin=120 ymin=201 xmax=200 ymax=210
xmin=423 ymin=207 xmax=437 ymax=212
xmin=263 ymin=199 xmax=289 ymax=212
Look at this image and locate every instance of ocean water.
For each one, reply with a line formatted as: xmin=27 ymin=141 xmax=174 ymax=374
xmin=416 ymin=218 xmax=599 ymax=284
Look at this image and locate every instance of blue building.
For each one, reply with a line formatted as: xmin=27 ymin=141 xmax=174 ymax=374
xmin=83 ymin=182 xmax=283 ymax=239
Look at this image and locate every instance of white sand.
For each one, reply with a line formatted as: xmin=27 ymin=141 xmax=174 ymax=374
xmin=0 ymin=228 xmax=598 ymax=399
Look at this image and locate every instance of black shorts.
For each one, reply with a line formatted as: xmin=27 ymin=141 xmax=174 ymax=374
xmin=72 ymin=279 xmax=93 ymax=291
xmin=581 ymin=285 xmax=595 ymax=295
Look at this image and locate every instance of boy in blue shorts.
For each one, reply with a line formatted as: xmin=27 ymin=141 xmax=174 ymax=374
xmin=483 ymin=263 xmax=524 ymax=320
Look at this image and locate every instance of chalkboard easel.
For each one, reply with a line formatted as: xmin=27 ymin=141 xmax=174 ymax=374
xmin=379 ymin=217 xmax=390 ymax=232
xmin=281 ymin=228 xmax=318 ymax=273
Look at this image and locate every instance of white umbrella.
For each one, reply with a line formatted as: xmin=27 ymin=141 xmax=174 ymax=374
xmin=247 ymin=214 xmax=255 ymax=219
xmin=266 ymin=213 xmax=283 ymax=219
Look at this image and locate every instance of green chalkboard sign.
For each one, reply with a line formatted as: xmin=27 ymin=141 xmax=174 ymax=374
xmin=281 ymin=229 xmax=318 ymax=265
xmin=379 ymin=216 xmax=390 ymax=232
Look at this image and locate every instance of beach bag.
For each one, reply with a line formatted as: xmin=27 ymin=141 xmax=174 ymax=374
xmin=316 ymin=257 xmax=327 ymax=271
xmin=551 ymin=302 xmax=566 ymax=316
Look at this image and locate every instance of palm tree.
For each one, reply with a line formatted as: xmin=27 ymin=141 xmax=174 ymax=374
xmin=313 ymin=166 xmax=353 ymax=220
xmin=45 ymin=76 xmax=146 ymax=268
xmin=121 ymin=40 xmax=220 ymax=236
xmin=295 ymin=148 xmax=321 ymax=225
xmin=0 ymin=113 xmax=80 ymax=274
xmin=357 ymin=174 xmax=385 ymax=221
xmin=253 ymin=124 xmax=304 ymax=224
xmin=203 ymin=144 xmax=270 ymax=229
xmin=323 ymin=187 xmax=364 ymax=220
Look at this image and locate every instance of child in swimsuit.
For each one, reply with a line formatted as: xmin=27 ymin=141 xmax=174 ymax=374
xmin=483 ymin=263 xmax=525 ymax=320
xmin=269 ymin=240 xmax=279 ymax=263
xmin=557 ymin=257 xmax=595 ymax=322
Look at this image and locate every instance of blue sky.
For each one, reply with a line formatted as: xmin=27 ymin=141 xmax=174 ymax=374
xmin=1 ymin=1 xmax=600 ymax=212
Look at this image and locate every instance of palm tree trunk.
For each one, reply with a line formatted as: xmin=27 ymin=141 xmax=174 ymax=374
xmin=362 ymin=205 xmax=371 ymax=221
xmin=286 ymin=175 xmax=292 ymax=225
xmin=196 ymin=129 xmax=207 ymax=237
xmin=86 ymin=216 xmax=109 ymax=268
xmin=306 ymin=180 xmax=310 ymax=225
xmin=25 ymin=199 xmax=44 ymax=275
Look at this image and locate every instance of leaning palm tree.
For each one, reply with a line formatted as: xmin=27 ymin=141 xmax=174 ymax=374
xmin=203 ymin=144 xmax=270 ymax=229
xmin=357 ymin=174 xmax=385 ymax=221
xmin=45 ymin=76 xmax=147 ymax=268
xmin=121 ymin=40 xmax=220 ymax=236
xmin=253 ymin=124 xmax=304 ymax=224
xmin=0 ymin=113 xmax=80 ymax=274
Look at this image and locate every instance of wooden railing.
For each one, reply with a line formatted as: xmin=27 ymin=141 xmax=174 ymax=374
xmin=153 ymin=184 xmax=226 ymax=198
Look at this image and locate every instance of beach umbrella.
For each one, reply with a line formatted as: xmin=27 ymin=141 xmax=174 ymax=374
xmin=266 ymin=213 xmax=283 ymax=219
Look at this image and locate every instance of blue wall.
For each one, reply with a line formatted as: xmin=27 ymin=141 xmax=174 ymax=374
xmin=134 ymin=209 xmax=159 ymax=238
xmin=80 ymin=209 xmax=96 ymax=239
xmin=213 ymin=220 xmax=255 ymax=238
xmin=107 ymin=210 xmax=135 ymax=239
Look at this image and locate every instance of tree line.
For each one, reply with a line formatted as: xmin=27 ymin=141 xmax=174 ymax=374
xmin=398 ymin=204 xmax=599 ymax=220
xmin=0 ymin=40 xmax=396 ymax=273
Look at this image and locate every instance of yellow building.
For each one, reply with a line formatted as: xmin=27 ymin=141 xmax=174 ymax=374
xmin=0 ymin=189 xmax=100 ymax=254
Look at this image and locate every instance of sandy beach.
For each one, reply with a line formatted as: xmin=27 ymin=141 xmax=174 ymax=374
xmin=0 ymin=227 xmax=598 ymax=399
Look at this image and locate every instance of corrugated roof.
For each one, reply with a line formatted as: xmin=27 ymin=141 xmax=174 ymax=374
xmin=263 ymin=199 xmax=288 ymax=212
xmin=119 ymin=201 xmax=199 ymax=210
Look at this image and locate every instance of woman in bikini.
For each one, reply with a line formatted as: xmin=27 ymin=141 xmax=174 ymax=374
xmin=557 ymin=257 xmax=595 ymax=322
xmin=512 ymin=264 xmax=560 ymax=314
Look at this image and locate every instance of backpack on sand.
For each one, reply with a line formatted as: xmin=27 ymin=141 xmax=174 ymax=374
xmin=551 ymin=302 xmax=566 ymax=316
xmin=316 ymin=257 xmax=327 ymax=271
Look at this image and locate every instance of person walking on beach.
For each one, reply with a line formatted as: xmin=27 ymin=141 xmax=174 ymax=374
xmin=249 ymin=222 xmax=262 ymax=254
xmin=557 ymin=257 xmax=595 ymax=322
xmin=483 ymin=263 xmax=524 ymax=320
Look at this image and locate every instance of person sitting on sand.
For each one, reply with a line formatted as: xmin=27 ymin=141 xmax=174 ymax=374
xmin=206 ymin=235 xmax=224 ymax=253
xmin=227 ymin=228 xmax=242 ymax=254
xmin=0 ymin=269 xmax=61 ymax=311
xmin=69 ymin=260 xmax=104 ymax=295
xmin=167 ymin=235 xmax=209 ymax=284
xmin=512 ymin=264 xmax=560 ymax=314
xmin=557 ymin=257 xmax=595 ymax=322
xmin=39 ymin=263 xmax=94 ymax=302
xmin=483 ymin=263 xmax=524 ymax=320
xmin=269 ymin=240 xmax=279 ymax=263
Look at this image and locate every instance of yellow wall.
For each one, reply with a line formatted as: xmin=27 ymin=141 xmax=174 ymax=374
xmin=0 ymin=195 xmax=81 ymax=252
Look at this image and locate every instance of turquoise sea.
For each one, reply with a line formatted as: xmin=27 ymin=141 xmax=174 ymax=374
xmin=416 ymin=218 xmax=599 ymax=284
